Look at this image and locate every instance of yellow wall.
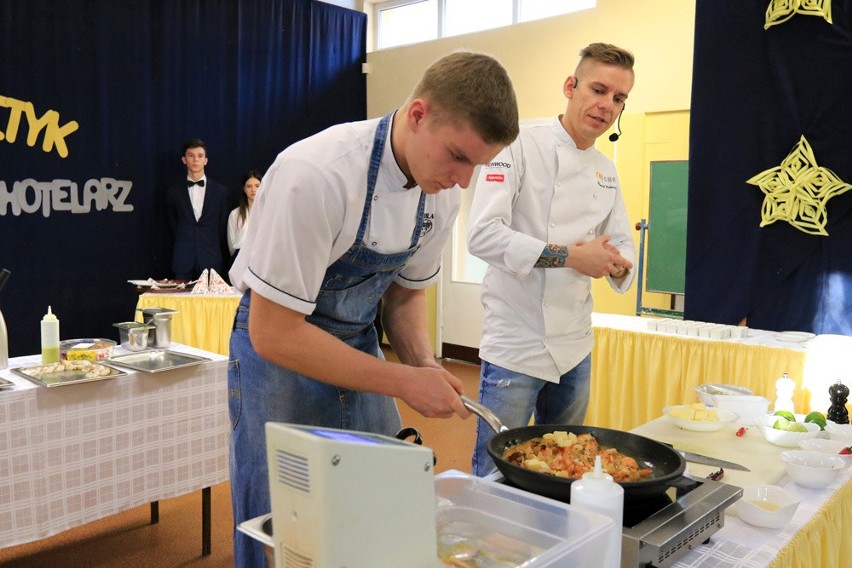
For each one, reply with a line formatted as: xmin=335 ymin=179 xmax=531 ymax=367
xmin=366 ymin=0 xmax=697 ymax=344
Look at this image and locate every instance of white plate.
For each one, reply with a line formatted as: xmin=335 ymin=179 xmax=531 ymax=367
xmin=663 ymin=406 xmax=738 ymax=432
xmin=776 ymin=331 xmax=816 ymax=343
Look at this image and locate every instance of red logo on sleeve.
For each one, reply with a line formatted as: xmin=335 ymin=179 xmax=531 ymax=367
xmin=485 ymin=173 xmax=504 ymax=183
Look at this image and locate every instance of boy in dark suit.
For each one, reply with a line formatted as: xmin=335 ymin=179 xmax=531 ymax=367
xmin=166 ymin=138 xmax=230 ymax=280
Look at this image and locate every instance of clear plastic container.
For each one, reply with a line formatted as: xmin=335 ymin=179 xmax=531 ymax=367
xmin=434 ymin=471 xmax=611 ymax=567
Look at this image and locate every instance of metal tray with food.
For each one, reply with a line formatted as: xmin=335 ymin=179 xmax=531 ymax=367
xmin=106 ymin=350 xmax=210 ymax=373
xmin=12 ymin=360 xmax=126 ymax=387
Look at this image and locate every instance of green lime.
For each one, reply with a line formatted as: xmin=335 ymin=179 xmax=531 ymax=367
xmin=772 ymin=417 xmax=790 ymax=430
xmin=785 ymin=422 xmax=808 ymax=433
xmin=773 ymin=410 xmax=796 ymax=421
xmin=804 ymin=411 xmax=827 ymax=431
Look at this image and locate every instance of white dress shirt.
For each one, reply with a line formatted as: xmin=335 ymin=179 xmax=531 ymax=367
xmin=187 ymin=177 xmax=206 ymax=221
xmin=467 ymin=117 xmax=635 ymax=383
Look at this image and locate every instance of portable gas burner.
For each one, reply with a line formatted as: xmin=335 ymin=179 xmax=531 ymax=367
xmin=485 ymin=472 xmax=741 ymax=568
xmin=620 ymin=476 xmax=741 ymax=567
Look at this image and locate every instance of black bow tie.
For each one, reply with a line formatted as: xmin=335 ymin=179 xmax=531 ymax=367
xmin=187 ymin=179 xmax=205 ymax=187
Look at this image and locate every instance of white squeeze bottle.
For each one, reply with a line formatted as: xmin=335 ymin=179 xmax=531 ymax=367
xmin=41 ymin=306 xmax=60 ymax=364
xmin=570 ymin=455 xmax=624 ymax=568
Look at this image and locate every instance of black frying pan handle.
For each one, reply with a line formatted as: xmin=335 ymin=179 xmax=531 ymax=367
xmin=461 ymin=395 xmax=509 ymax=433
xmin=395 ymin=427 xmax=422 ymax=445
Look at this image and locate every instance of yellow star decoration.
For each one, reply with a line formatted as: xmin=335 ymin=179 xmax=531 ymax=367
xmin=765 ymin=0 xmax=833 ymax=29
xmin=746 ymin=135 xmax=852 ymax=236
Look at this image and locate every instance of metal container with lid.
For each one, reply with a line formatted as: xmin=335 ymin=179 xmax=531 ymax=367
xmin=114 ymin=322 xmax=154 ymax=351
xmin=136 ymin=308 xmax=178 ymax=348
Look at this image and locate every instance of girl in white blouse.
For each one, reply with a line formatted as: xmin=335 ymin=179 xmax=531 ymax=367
xmin=227 ymin=170 xmax=262 ymax=261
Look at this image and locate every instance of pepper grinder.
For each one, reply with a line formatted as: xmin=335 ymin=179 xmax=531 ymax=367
xmin=773 ymin=372 xmax=796 ymax=414
xmin=827 ymin=380 xmax=849 ymax=425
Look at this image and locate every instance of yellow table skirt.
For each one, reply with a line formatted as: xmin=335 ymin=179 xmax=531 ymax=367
xmin=586 ymin=326 xmax=807 ymax=431
xmin=771 ymin=476 xmax=852 ymax=568
xmin=135 ymin=293 xmax=241 ymax=355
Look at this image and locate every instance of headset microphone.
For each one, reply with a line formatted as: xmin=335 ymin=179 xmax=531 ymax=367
xmin=609 ymin=105 xmax=625 ymax=142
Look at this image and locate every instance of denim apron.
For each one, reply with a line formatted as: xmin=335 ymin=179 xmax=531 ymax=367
xmin=227 ymin=114 xmax=426 ymax=568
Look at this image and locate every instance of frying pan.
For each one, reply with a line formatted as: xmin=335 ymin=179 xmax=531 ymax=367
xmin=462 ymin=396 xmax=686 ymax=503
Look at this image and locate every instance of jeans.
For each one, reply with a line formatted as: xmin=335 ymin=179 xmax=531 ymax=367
xmin=471 ymin=355 xmax=592 ymax=477
xmin=228 ymin=296 xmax=401 ymax=568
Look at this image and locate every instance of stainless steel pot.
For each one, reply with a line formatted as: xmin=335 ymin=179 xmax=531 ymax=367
xmin=137 ymin=308 xmax=178 ymax=348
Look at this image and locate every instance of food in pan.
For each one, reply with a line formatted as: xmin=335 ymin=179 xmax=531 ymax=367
xmin=501 ymin=431 xmax=652 ymax=481
xmin=24 ymin=359 xmax=114 ymax=378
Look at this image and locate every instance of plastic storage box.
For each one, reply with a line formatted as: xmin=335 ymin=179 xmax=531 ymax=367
xmin=434 ymin=470 xmax=612 ymax=568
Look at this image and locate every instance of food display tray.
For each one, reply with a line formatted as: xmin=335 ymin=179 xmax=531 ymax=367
xmin=12 ymin=361 xmax=126 ymax=387
xmin=107 ymin=350 xmax=210 ymax=373
xmin=0 ymin=377 xmax=15 ymax=389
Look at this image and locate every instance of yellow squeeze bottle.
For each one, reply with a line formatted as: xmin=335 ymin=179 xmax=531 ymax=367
xmin=41 ymin=306 xmax=60 ymax=364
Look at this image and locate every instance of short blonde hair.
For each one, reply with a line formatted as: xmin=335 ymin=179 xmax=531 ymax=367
xmin=575 ymin=42 xmax=635 ymax=74
xmin=409 ymin=51 xmax=519 ymax=146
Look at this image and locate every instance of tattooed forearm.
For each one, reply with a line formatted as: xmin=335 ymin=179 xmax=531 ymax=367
xmin=535 ymin=244 xmax=568 ymax=268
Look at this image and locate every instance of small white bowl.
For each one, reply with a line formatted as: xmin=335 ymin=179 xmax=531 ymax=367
xmin=780 ymin=450 xmax=845 ymax=488
xmin=695 ymin=384 xmax=754 ymax=407
xmin=753 ymin=414 xmax=821 ymax=447
xmin=825 ymin=421 xmax=852 ymax=444
xmin=798 ymin=438 xmax=852 ymax=469
xmin=735 ymin=484 xmax=799 ymax=529
xmin=664 ymin=405 xmax=738 ymax=432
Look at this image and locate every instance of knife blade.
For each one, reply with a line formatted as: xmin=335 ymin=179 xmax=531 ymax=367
xmin=675 ymin=449 xmax=750 ymax=472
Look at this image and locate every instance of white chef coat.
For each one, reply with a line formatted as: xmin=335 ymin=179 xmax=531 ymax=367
xmin=230 ymin=116 xmax=461 ymax=315
xmin=467 ymin=116 xmax=635 ymax=383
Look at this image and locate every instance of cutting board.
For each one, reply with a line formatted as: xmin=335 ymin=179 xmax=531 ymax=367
xmin=631 ymin=417 xmax=788 ymax=487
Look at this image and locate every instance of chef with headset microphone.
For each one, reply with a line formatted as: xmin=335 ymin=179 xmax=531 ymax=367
xmin=467 ymin=42 xmax=637 ymax=479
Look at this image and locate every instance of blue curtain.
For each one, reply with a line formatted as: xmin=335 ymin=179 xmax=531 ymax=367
xmin=686 ymin=0 xmax=852 ymax=335
xmin=0 ymin=0 xmax=366 ymax=356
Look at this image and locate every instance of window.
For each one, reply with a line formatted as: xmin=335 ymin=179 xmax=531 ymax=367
xmin=374 ymin=0 xmax=596 ymax=50
xmin=377 ymin=0 xmax=439 ymax=49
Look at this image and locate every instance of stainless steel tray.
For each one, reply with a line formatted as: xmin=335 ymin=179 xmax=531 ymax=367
xmin=12 ymin=360 xmax=127 ymax=387
xmin=106 ymin=349 xmax=210 ymax=373
xmin=0 ymin=377 xmax=15 ymax=389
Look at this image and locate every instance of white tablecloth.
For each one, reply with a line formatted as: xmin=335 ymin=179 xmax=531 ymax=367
xmin=632 ymin=417 xmax=852 ymax=568
xmin=0 ymin=345 xmax=229 ymax=548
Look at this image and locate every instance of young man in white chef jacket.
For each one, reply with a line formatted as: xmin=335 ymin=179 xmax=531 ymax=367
xmin=467 ymin=43 xmax=637 ymax=476
xmin=227 ymin=51 xmax=519 ymax=568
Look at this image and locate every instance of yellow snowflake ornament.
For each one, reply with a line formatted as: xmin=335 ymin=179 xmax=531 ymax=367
xmin=765 ymin=0 xmax=833 ymax=29
xmin=746 ymin=136 xmax=852 ymax=236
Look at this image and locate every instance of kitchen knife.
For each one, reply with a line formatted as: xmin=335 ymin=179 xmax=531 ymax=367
xmin=675 ymin=449 xmax=750 ymax=472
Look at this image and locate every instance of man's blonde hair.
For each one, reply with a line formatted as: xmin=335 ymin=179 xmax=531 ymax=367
xmin=575 ymin=42 xmax=635 ymax=74
xmin=409 ymin=51 xmax=519 ymax=146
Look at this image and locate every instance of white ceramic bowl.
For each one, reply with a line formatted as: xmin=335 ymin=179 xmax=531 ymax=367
xmin=825 ymin=421 xmax=852 ymax=444
xmin=695 ymin=384 xmax=754 ymax=407
xmin=753 ymin=414 xmax=821 ymax=447
xmin=780 ymin=450 xmax=845 ymax=488
xmin=663 ymin=405 xmax=738 ymax=432
xmin=798 ymin=438 xmax=852 ymax=469
xmin=735 ymin=484 xmax=799 ymax=529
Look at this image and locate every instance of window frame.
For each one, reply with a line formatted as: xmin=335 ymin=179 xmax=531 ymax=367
xmin=372 ymin=0 xmax=594 ymax=51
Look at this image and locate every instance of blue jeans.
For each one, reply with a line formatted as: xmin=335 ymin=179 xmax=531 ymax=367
xmin=471 ymin=355 xmax=592 ymax=477
xmin=228 ymin=296 xmax=402 ymax=568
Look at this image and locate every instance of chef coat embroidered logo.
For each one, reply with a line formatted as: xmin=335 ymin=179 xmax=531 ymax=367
xmin=420 ymin=213 xmax=434 ymax=237
xmin=485 ymin=173 xmax=505 ymax=183
xmin=596 ymin=171 xmax=617 ymax=190
xmin=487 ymin=161 xmax=511 ymax=169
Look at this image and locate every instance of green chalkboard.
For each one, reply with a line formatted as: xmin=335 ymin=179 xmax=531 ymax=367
xmin=647 ymin=161 xmax=688 ymax=294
